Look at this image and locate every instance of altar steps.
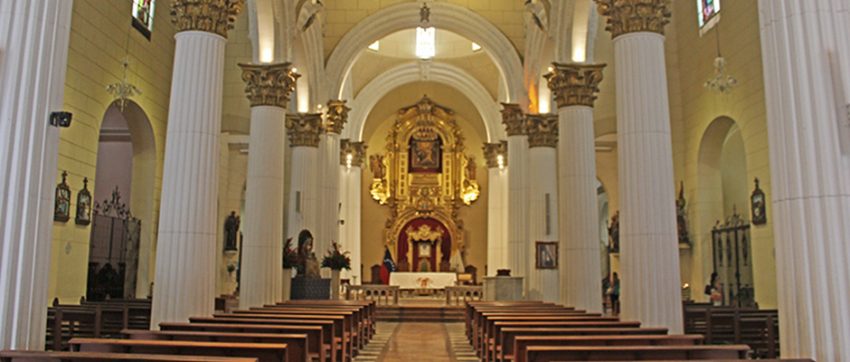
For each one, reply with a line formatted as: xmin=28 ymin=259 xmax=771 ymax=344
xmin=376 ymin=306 xmax=465 ymax=322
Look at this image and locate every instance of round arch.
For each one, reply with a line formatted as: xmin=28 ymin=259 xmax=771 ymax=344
xmin=345 ymin=62 xmax=504 ymax=142
xmin=325 ymin=2 xmax=524 ymax=103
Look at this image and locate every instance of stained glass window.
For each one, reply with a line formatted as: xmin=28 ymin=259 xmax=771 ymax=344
xmin=132 ymin=0 xmax=155 ymax=34
xmin=697 ymin=0 xmax=720 ymax=29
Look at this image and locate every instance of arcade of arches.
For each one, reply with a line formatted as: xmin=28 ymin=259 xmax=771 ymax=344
xmin=1 ymin=0 xmax=849 ymax=361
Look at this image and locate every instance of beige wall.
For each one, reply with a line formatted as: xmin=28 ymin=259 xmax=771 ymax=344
xmin=359 ymin=82 xmax=489 ymax=279
xmin=49 ymin=0 xmax=176 ymax=304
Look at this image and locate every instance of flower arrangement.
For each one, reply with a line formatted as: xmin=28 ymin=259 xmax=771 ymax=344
xmin=321 ymin=242 xmax=351 ymax=270
xmin=282 ymin=238 xmax=298 ymax=269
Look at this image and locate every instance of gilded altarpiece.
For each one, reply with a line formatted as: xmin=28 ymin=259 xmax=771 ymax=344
xmin=369 ymin=97 xmax=480 ymax=272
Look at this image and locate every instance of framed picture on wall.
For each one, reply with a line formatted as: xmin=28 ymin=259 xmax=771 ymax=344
xmin=54 ymin=171 xmax=71 ymax=222
xmin=751 ymin=177 xmax=767 ymax=225
xmin=535 ymin=241 xmax=558 ymax=269
xmin=75 ymin=177 xmax=92 ymax=226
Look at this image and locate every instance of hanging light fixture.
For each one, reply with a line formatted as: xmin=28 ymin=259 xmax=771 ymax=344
xmin=106 ymin=23 xmax=142 ymax=111
xmin=704 ymin=24 xmax=737 ymax=94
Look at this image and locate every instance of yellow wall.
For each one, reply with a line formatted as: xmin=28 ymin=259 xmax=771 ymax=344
xmin=49 ymin=0 xmax=176 ymax=304
xmin=670 ymin=0 xmax=776 ymax=307
xmin=360 ymin=82 xmax=489 ymax=279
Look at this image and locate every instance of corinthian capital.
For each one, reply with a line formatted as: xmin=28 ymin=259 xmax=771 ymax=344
xmin=544 ymin=63 xmax=606 ymax=108
xmin=526 ymin=114 xmax=558 ymax=148
xmin=340 ymin=139 xmax=367 ymax=167
xmin=171 ymin=0 xmax=244 ymax=38
xmin=325 ymin=100 xmax=350 ymax=134
xmin=595 ymin=0 xmax=671 ymax=38
xmin=286 ymin=113 xmax=322 ymax=147
xmin=239 ymin=63 xmax=299 ymax=108
xmin=483 ymin=141 xmax=508 ymax=169
xmin=501 ymin=103 xmax=526 ymax=136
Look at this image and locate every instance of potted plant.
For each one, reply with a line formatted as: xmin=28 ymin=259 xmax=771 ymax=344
xmin=282 ymin=238 xmax=297 ymax=301
xmin=322 ymin=242 xmax=351 ymax=300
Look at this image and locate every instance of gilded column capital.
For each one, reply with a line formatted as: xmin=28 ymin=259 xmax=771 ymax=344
xmin=501 ymin=103 xmax=526 ymax=136
xmin=238 ymin=63 xmax=299 ymax=108
xmin=340 ymin=139 xmax=367 ymax=167
xmin=325 ymin=100 xmax=350 ymax=134
xmin=544 ymin=63 xmax=606 ymax=108
xmin=171 ymin=0 xmax=244 ymax=38
xmin=286 ymin=113 xmax=322 ymax=147
xmin=483 ymin=141 xmax=508 ymax=169
xmin=526 ymin=114 xmax=559 ymax=148
xmin=595 ymin=0 xmax=671 ymax=38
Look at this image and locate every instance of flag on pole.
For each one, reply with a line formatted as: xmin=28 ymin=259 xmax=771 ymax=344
xmin=380 ymin=247 xmax=396 ymax=284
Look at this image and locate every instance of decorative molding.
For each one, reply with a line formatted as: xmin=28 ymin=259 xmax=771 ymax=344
xmin=526 ymin=114 xmax=559 ymax=148
xmin=171 ymin=0 xmax=244 ymax=38
xmin=483 ymin=141 xmax=508 ymax=169
xmin=545 ymin=63 xmax=606 ymax=108
xmin=501 ymin=103 xmax=526 ymax=136
xmin=325 ymin=99 xmax=350 ymax=134
xmin=340 ymin=139 xmax=367 ymax=167
xmin=595 ymin=0 xmax=671 ymax=38
xmin=239 ymin=62 xmax=299 ymax=108
xmin=286 ymin=113 xmax=322 ymax=147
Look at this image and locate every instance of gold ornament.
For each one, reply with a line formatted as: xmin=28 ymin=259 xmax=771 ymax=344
xmin=501 ymin=103 xmax=526 ymax=136
xmin=340 ymin=139 xmax=367 ymax=167
xmin=526 ymin=114 xmax=558 ymax=148
xmin=544 ymin=63 xmax=606 ymax=108
xmin=325 ymin=100 xmax=350 ymax=134
xmin=595 ymin=0 xmax=671 ymax=38
xmin=483 ymin=141 xmax=508 ymax=169
xmin=171 ymin=0 xmax=244 ymax=38
xmin=286 ymin=113 xmax=322 ymax=147
xmin=239 ymin=63 xmax=299 ymax=108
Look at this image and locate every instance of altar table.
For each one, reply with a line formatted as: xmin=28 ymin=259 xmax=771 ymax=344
xmin=389 ymin=272 xmax=458 ymax=289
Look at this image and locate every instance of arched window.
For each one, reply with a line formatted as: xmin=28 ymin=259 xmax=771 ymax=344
xmin=697 ymin=0 xmax=721 ymax=32
xmin=132 ymin=0 xmax=155 ymax=38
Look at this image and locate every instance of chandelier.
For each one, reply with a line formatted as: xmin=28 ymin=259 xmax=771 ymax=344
xmin=106 ymin=58 xmax=142 ymax=111
xmin=703 ymin=24 xmax=737 ymax=94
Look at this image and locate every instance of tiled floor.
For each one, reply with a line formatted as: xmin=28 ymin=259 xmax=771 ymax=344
xmin=354 ymin=322 xmax=478 ymax=362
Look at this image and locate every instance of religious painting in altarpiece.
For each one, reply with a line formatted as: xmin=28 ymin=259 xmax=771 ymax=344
xmin=368 ymin=96 xmax=480 ymax=272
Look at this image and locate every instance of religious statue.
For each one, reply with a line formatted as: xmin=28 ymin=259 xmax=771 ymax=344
xmin=369 ymin=154 xmax=386 ymax=179
xmin=466 ymin=157 xmax=477 ymax=181
xmin=608 ymin=210 xmax=620 ymax=253
xmin=676 ymin=181 xmax=691 ymax=245
xmin=296 ymin=229 xmax=321 ymax=278
xmin=224 ymin=211 xmax=240 ymax=252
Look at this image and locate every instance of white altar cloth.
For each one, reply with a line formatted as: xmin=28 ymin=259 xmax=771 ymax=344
xmin=389 ymin=272 xmax=457 ymax=289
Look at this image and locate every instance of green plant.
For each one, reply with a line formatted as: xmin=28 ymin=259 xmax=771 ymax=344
xmin=283 ymin=238 xmax=298 ymax=269
xmin=321 ymin=242 xmax=351 ymax=270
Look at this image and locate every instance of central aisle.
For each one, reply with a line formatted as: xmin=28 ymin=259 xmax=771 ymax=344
xmin=355 ymin=322 xmax=477 ymax=362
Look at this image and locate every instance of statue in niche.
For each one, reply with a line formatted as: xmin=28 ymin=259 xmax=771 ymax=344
xmin=369 ymin=154 xmax=386 ymax=179
xmin=224 ymin=211 xmax=240 ymax=252
xmin=296 ymin=229 xmax=321 ymax=278
xmin=676 ymin=181 xmax=691 ymax=245
xmin=608 ymin=210 xmax=620 ymax=253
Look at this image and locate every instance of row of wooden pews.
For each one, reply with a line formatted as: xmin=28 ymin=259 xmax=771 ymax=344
xmin=684 ymin=302 xmax=780 ymax=358
xmin=45 ymin=298 xmax=152 ymax=351
xmin=1 ymin=300 xmax=375 ymax=362
xmin=465 ymin=301 xmax=811 ymax=362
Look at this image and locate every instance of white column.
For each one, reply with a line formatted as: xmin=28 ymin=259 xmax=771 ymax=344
xmin=597 ymin=0 xmax=681 ymax=332
xmin=0 ymin=0 xmax=72 ymax=349
xmin=759 ymin=1 xmax=850 ymax=360
xmin=502 ymin=104 xmax=530 ymax=292
xmin=546 ymin=64 xmax=606 ymax=313
xmin=286 ymin=113 xmax=322 ymax=245
xmin=484 ymin=142 xmax=509 ymax=276
xmin=150 ymin=0 xmax=243 ymax=327
xmin=526 ymin=115 xmax=560 ymax=302
xmin=317 ymin=101 xmax=349 ymax=262
xmin=339 ymin=140 xmax=366 ymax=284
xmin=237 ymin=63 xmax=297 ymax=309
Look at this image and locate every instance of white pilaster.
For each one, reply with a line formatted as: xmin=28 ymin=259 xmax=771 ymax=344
xmin=502 ymin=104 xmax=530 ymax=292
xmin=597 ymin=0 xmax=681 ymax=331
xmin=317 ymin=132 xmax=340 ymax=260
xmin=339 ymin=165 xmax=362 ymax=284
xmin=0 ymin=0 xmax=72 ymax=349
xmin=484 ymin=142 xmax=509 ymax=276
xmin=526 ymin=140 xmax=560 ymax=303
xmin=151 ymin=30 xmax=228 ymax=326
xmin=759 ymin=1 xmax=850 ymax=360
xmin=285 ymin=113 xmax=322 ymax=249
xmin=240 ymin=106 xmax=287 ymax=309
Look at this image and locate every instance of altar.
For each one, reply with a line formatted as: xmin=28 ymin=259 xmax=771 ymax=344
xmin=389 ymin=272 xmax=457 ymax=290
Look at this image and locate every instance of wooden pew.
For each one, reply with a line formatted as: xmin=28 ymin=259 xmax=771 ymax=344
xmin=241 ymin=308 xmax=364 ymax=351
xmin=498 ymin=327 xmax=669 ymax=362
xmin=273 ymin=301 xmax=375 ymax=339
xmin=69 ymin=338 xmax=288 ymax=362
xmin=512 ymin=334 xmax=703 ymax=362
xmin=523 ymin=344 xmax=750 ymax=361
xmin=206 ymin=314 xmax=349 ymax=361
xmin=486 ymin=321 xmax=643 ymax=362
xmin=182 ymin=318 xmax=337 ymax=362
xmin=159 ymin=322 xmax=326 ymax=362
xmin=0 ymin=350 xmax=256 ymax=361
xmin=123 ymin=330 xmax=309 ymax=362
xmin=471 ymin=307 xmax=586 ymax=352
